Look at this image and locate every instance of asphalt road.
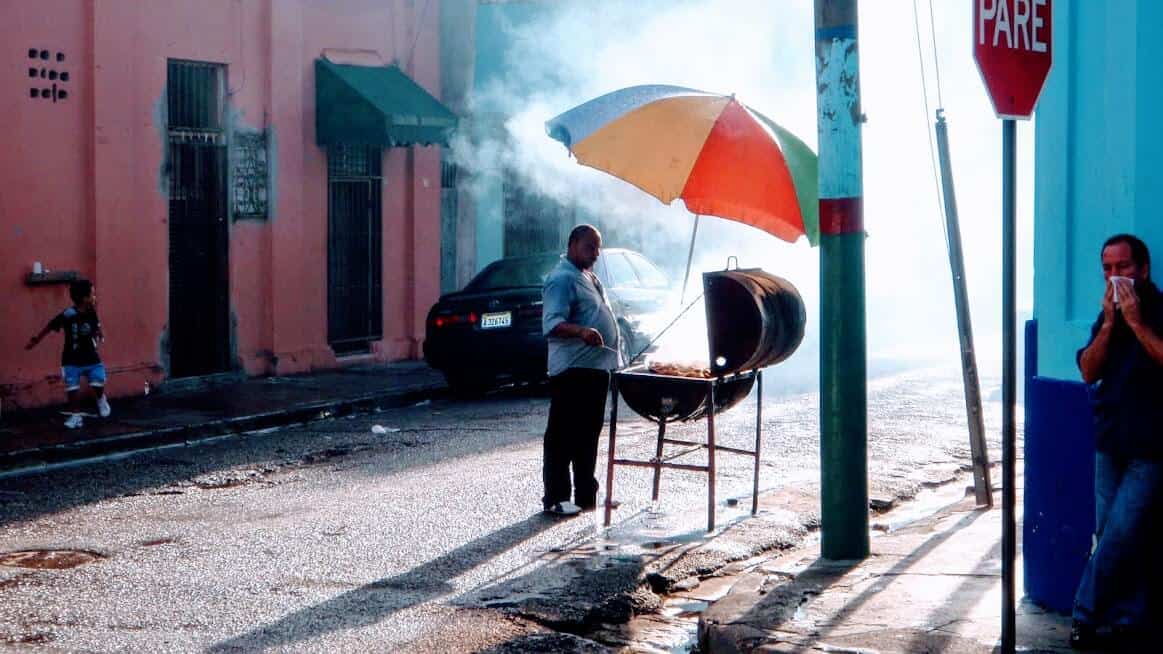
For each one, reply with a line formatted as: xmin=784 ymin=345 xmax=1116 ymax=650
xmin=0 ymin=365 xmax=1002 ymax=653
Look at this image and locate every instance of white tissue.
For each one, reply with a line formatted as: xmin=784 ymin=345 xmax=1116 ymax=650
xmin=1111 ymin=276 xmax=1133 ymax=305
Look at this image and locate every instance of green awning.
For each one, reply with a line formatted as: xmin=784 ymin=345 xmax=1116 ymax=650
xmin=315 ymin=58 xmax=457 ymax=147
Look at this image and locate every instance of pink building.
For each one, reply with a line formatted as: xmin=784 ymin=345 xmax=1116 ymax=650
xmin=1 ymin=0 xmax=453 ymax=410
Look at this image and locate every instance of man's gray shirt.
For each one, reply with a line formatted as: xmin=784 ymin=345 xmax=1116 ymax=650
xmin=542 ymin=257 xmax=622 ymax=377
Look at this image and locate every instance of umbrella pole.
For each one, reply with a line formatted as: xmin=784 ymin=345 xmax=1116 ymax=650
xmin=679 ymin=215 xmax=701 ymax=304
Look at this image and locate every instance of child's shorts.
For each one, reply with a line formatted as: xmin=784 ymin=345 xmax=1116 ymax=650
xmin=62 ymin=363 xmax=107 ymax=391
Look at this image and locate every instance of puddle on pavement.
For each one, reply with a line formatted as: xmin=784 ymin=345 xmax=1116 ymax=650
xmin=871 ymin=478 xmax=975 ymax=533
xmin=663 ymin=597 xmax=709 ymax=619
xmin=625 ymin=594 xmax=706 ymax=653
xmin=4 ymin=632 xmax=54 ymax=645
xmin=191 ymin=468 xmax=275 ymax=489
xmin=0 ymin=549 xmax=105 ymax=569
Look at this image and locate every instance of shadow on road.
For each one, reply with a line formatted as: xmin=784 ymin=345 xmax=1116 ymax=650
xmin=206 ymin=514 xmax=560 ymax=652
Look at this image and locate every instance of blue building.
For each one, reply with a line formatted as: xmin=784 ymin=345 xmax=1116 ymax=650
xmin=1025 ymin=0 xmax=1163 ymax=612
xmin=440 ymin=0 xmax=587 ymax=293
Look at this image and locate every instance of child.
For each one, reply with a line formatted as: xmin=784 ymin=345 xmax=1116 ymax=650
xmin=26 ymin=279 xmax=111 ymax=428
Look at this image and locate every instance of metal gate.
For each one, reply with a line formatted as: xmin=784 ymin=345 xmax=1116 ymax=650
xmin=327 ymin=145 xmax=383 ymax=354
xmin=168 ymin=139 xmax=230 ymax=377
xmin=167 ymin=60 xmax=230 ymax=378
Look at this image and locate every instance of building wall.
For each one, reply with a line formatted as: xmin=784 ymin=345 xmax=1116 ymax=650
xmin=1034 ymin=0 xmax=1163 ymax=381
xmin=1 ymin=0 xmax=445 ymax=410
xmin=3 ymin=1 xmax=101 ymax=407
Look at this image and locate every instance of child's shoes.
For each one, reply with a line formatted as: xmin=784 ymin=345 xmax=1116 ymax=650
xmin=64 ymin=413 xmax=84 ymax=429
xmin=97 ymin=395 xmax=111 ymax=418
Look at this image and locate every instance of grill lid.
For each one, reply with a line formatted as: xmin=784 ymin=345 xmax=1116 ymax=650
xmin=703 ymin=268 xmax=806 ymax=377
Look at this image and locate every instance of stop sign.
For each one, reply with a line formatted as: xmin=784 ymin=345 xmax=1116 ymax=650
xmin=973 ymin=0 xmax=1053 ymax=119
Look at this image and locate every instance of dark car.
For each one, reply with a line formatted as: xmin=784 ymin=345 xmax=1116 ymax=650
xmin=424 ymin=248 xmax=676 ymax=394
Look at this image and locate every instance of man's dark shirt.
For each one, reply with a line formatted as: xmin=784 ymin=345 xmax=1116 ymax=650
xmin=47 ymin=306 xmax=103 ymax=367
xmin=1077 ymin=280 xmax=1163 ymax=460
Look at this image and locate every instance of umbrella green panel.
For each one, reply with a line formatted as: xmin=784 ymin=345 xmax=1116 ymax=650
xmin=753 ymin=112 xmax=819 ymax=246
xmin=314 ymin=59 xmax=457 ymax=147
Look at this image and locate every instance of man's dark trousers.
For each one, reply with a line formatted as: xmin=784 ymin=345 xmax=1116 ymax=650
xmin=543 ymin=367 xmax=610 ymax=509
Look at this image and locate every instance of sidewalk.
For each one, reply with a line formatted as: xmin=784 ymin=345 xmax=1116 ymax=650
xmin=0 ymin=362 xmax=446 ymax=477
xmin=698 ymin=472 xmax=1075 ymax=653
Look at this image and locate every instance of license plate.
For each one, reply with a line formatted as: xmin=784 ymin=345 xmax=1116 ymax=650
xmin=480 ymin=311 xmax=512 ymax=329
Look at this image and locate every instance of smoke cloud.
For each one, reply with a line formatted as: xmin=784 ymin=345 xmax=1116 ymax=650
xmin=451 ymin=0 xmax=1034 ymax=395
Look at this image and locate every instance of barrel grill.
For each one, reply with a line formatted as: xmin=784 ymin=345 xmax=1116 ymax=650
xmin=605 ymin=266 xmax=806 ymax=531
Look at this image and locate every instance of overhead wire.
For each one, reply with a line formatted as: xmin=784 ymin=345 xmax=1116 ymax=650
xmin=404 ymin=0 xmax=434 ymax=71
xmin=927 ymin=0 xmax=945 ymax=110
xmin=912 ymin=0 xmax=948 ymax=241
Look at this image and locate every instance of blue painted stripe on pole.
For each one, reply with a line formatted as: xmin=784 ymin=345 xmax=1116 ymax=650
xmin=815 ymin=25 xmax=857 ymax=41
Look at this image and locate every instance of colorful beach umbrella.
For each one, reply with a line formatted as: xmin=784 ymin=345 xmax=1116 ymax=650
xmin=545 ymin=84 xmax=819 ymax=245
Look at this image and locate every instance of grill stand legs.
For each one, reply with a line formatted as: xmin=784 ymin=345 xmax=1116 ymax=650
xmin=603 ymin=372 xmax=764 ymax=532
xmin=707 ymin=382 xmax=717 ymax=532
xmin=753 ymin=370 xmax=762 ymax=515
xmin=652 ymin=420 xmax=666 ymax=501
xmin=604 ymin=378 xmax=619 ymax=527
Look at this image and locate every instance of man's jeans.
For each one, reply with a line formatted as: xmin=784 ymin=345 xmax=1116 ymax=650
xmin=1072 ymin=452 xmax=1163 ymax=626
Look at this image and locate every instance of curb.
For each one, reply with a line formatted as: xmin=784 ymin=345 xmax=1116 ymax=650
xmin=0 ymin=385 xmax=445 ymax=478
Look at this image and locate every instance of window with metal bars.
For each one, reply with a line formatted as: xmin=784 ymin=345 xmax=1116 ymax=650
xmin=441 ymin=159 xmax=458 ymax=189
xmin=440 ymin=156 xmax=460 ymax=293
xmin=327 ymin=144 xmax=382 ymax=179
xmin=167 ymin=60 xmax=225 ymax=132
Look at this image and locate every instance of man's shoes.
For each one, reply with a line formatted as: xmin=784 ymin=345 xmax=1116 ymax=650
xmin=577 ymin=499 xmax=621 ymax=512
xmin=543 ymin=501 xmax=581 ymax=517
xmin=96 ymin=395 xmax=111 ymax=418
xmin=1068 ymin=621 xmax=1102 ymax=650
xmin=1110 ymin=625 xmax=1143 ymax=651
xmin=64 ymin=413 xmax=84 ymax=429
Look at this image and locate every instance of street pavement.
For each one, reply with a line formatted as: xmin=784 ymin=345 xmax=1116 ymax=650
xmin=696 ymin=470 xmax=1074 ymax=653
xmin=0 ymin=363 xmax=1074 ymax=652
xmin=0 ymin=362 xmax=445 ymax=476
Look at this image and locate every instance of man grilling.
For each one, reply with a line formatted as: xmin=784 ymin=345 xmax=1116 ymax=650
xmin=540 ymin=224 xmax=622 ymax=516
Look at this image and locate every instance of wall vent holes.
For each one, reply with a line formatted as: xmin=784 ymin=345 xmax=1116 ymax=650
xmin=25 ymin=49 xmax=70 ymax=102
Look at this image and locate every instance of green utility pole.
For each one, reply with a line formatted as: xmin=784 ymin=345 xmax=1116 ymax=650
xmin=814 ymin=0 xmax=869 ymax=560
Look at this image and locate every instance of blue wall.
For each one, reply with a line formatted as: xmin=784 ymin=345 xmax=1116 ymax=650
xmin=471 ymin=2 xmax=566 ymax=272
xmin=1034 ymin=0 xmax=1163 ymax=381
xmin=1024 ymin=322 xmax=1095 ymax=613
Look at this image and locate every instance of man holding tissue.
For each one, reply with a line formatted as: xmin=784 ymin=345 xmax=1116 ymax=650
xmin=1071 ymin=234 xmax=1163 ymax=649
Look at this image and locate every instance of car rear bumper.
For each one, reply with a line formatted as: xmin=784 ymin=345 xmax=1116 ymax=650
xmin=424 ymin=328 xmax=548 ymax=380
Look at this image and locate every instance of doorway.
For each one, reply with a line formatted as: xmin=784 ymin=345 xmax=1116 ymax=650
xmin=166 ymin=60 xmax=230 ymax=378
xmin=327 ymin=144 xmax=383 ymax=355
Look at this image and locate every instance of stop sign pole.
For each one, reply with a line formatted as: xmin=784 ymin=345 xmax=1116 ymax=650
xmin=973 ymin=1 xmax=1052 ymax=652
